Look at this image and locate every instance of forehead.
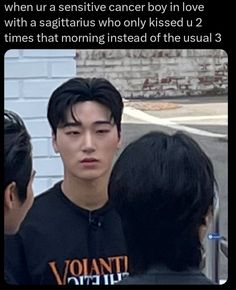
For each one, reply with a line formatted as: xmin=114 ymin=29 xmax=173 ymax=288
xmin=66 ymin=101 xmax=112 ymax=123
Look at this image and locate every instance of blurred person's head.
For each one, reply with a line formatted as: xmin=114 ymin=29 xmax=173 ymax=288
xmin=4 ymin=110 xmax=35 ymax=234
xmin=109 ymin=131 xmax=216 ymax=274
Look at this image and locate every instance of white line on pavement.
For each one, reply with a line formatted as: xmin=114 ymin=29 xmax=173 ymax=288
xmin=166 ymin=115 xmax=228 ymax=121
xmin=124 ymin=107 xmax=227 ymax=138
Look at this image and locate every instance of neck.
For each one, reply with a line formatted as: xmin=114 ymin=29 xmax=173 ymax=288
xmin=61 ymin=174 xmax=109 ymax=211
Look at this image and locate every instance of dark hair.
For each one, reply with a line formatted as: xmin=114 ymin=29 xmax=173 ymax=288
xmin=47 ymin=77 xmax=123 ymax=137
xmin=109 ymin=131 xmax=216 ymax=273
xmin=4 ymin=110 xmax=32 ymax=203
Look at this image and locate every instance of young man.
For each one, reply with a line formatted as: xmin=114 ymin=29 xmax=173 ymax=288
xmin=4 ymin=110 xmax=35 ymax=283
xmin=4 ymin=78 xmax=128 ymax=285
xmin=109 ymin=131 xmax=217 ymax=284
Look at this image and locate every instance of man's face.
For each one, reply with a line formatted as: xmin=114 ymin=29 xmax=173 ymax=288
xmin=53 ymin=101 xmax=121 ymax=181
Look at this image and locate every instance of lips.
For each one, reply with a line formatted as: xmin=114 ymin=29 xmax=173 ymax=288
xmin=81 ymin=158 xmax=99 ymax=163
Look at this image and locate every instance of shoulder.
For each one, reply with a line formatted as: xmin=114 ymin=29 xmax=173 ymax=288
xmin=20 ymin=182 xmax=64 ymax=226
xmin=35 ymin=181 xmax=62 ymax=202
xmin=32 ymin=181 xmax=63 ymax=207
xmin=118 ymin=271 xmax=215 ymax=285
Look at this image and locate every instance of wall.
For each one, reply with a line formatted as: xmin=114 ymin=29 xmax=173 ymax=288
xmin=76 ymin=49 xmax=228 ymax=98
xmin=4 ymin=49 xmax=76 ymax=195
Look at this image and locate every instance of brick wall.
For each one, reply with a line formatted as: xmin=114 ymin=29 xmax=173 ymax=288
xmin=4 ymin=49 xmax=76 ymax=195
xmin=76 ymin=49 xmax=228 ymax=98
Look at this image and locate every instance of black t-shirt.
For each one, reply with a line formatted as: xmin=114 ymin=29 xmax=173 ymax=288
xmin=4 ymin=181 xmax=128 ymax=285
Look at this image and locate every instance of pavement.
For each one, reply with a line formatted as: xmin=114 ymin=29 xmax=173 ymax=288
xmin=122 ymin=95 xmax=228 ymax=140
xmin=123 ymin=95 xmax=228 ymax=117
xmin=124 ymin=100 xmax=181 ymax=111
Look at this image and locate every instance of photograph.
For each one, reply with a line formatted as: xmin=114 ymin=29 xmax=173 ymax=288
xmin=4 ymin=49 xmax=228 ymax=285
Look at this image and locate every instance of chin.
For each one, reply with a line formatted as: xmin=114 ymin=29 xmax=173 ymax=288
xmin=79 ymin=175 xmax=101 ymax=181
xmin=78 ymin=171 xmax=107 ymax=181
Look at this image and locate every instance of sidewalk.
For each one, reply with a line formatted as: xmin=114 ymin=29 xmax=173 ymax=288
xmin=124 ymin=96 xmax=228 ymax=118
xmin=124 ymin=100 xmax=181 ymax=111
xmin=123 ymin=96 xmax=228 ymax=140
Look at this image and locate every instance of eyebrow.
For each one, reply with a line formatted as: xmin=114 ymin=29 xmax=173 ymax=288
xmin=62 ymin=120 xmax=113 ymax=128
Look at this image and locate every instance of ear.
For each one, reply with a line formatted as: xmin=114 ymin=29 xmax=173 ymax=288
xmin=199 ymin=210 xmax=213 ymax=241
xmin=52 ymin=131 xmax=59 ymax=153
xmin=4 ymin=182 xmax=18 ymax=210
xmin=204 ymin=211 xmax=212 ymax=226
xmin=117 ymin=134 xmax=122 ymax=150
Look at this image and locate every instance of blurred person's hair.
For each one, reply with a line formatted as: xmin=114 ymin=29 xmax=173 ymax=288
xmin=4 ymin=110 xmax=32 ymax=202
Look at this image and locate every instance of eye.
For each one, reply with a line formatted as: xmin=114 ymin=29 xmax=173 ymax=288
xmin=96 ymin=129 xmax=110 ymax=134
xmin=66 ymin=131 xmax=80 ymax=135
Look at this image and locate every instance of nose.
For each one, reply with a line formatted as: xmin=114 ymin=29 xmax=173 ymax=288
xmin=81 ymin=132 xmax=96 ymax=153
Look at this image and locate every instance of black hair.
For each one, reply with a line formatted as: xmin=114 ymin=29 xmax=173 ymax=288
xmin=4 ymin=110 xmax=32 ymax=203
xmin=109 ymin=131 xmax=216 ymax=273
xmin=47 ymin=77 xmax=123 ymax=137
